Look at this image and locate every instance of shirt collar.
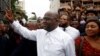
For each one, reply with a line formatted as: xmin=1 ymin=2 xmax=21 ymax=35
xmin=46 ymin=26 xmax=60 ymax=34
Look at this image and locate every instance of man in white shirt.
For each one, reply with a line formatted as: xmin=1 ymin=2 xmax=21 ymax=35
xmin=5 ymin=9 xmax=76 ymax=56
xmin=59 ymin=14 xmax=80 ymax=39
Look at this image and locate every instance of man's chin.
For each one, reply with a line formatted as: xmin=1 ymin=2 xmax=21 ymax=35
xmin=44 ymin=27 xmax=50 ymax=31
xmin=59 ymin=25 xmax=66 ymax=27
xmin=42 ymin=26 xmax=47 ymax=29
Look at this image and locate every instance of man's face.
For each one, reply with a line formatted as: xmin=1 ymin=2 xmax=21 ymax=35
xmin=42 ymin=11 xmax=59 ymax=31
xmin=59 ymin=15 xmax=68 ymax=27
xmin=43 ymin=16 xmax=57 ymax=31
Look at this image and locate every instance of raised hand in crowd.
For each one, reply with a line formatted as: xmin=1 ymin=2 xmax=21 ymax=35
xmin=5 ymin=8 xmax=14 ymax=23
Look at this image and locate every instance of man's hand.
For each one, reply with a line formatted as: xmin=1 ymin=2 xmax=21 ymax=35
xmin=5 ymin=8 xmax=14 ymax=23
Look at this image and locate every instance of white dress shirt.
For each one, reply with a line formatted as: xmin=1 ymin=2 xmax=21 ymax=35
xmin=60 ymin=26 xmax=80 ymax=40
xmin=11 ymin=21 xmax=76 ymax=56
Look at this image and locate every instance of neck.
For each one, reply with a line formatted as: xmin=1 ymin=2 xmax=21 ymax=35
xmin=47 ymin=25 xmax=58 ymax=32
xmin=86 ymin=35 xmax=100 ymax=41
xmin=59 ymin=24 xmax=69 ymax=28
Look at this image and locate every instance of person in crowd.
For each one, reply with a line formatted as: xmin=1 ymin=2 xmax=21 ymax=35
xmin=79 ymin=10 xmax=99 ymax=36
xmin=10 ymin=33 xmax=37 ymax=56
xmin=37 ymin=19 xmax=45 ymax=29
xmin=59 ymin=14 xmax=80 ymax=39
xmin=25 ymin=21 xmax=39 ymax=30
xmin=10 ymin=19 xmax=37 ymax=56
xmin=75 ymin=19 xmax=100 ymax=56
xmin=80 ymin=13 xmax=86 ymax=24
xmin=0 ymin=20 xmax=11 ymax=56
xmin=5 ymin=9 xmax=76 ymax=56
xmin=85 ymin=10 xmax=98 ymax=21
xmin=71 ymin=20 xmax=80 ymax=29
xmin=58 ymin=8 xmax=69 ymax=17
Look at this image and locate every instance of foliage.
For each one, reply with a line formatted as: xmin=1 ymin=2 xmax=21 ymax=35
xmin=14 ymin=8 xmax=27 ymax=20
xmin=29 ymin=16 xmax=36 ymax=20
xmin=11 ymin=0 xmax=28 ymax=21
xmin=11 ymin=0 xmax=18 ymax=11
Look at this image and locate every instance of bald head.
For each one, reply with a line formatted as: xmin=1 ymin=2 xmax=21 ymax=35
xmin=44 ymin=11 xmax=59 ymax=20
xmin=42 ymin=11 xmax=59 ymax=32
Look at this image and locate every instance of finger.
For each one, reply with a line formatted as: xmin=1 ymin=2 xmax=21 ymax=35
xmin=6 ymin=8 xmax=11 ymax=11
xmin=5 ymin=10 xmax=8 ymax=17
xmin=5 ymin=8 xmax=13 ymax=18
xmin=5 ymin=8 xmax=12 ymax=14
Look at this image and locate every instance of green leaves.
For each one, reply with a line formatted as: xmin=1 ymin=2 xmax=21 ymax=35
xmin=11 ymin=0 xmax=28 ymax=20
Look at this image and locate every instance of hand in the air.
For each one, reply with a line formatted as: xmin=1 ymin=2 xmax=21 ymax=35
xmin=5 ymin=8 xmax=14 ymax=23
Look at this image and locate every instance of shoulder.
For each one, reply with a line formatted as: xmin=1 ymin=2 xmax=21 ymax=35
xmin=61 ymin=31 xmax=73 ymax=42
xmin=66 ymin=26 xmax=80 ymax=36
xmin=32 ymin=29 xmax=47 ymax=33
xmin=75 ymin=36 xmax=84 ymax=45
xmin=57 ymin=27 xmax=72 ymax=40
xmin=67 ymin=26 xmax=79 ymax=31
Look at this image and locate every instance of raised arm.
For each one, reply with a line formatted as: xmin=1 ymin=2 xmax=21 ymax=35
xmin=12 ymin=20 xmax=37 ymax=41
xmin=5 ymin=8 xmax=37 ymax=41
